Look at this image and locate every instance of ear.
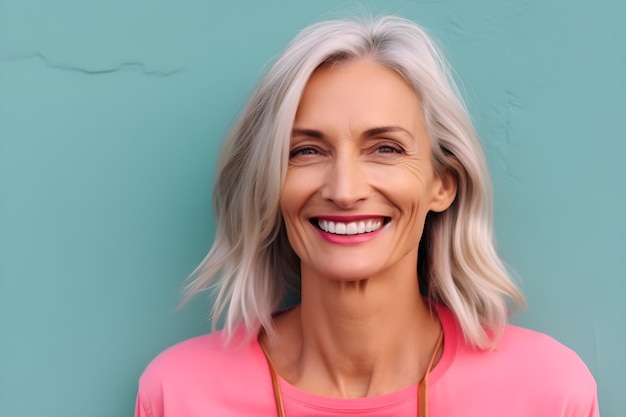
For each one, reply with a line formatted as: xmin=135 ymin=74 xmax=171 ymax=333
xmin=429 ymin=171 xmax=457 ymax=213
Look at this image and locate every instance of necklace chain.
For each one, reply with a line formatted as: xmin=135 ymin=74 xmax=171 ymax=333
xmin=259 ymin=328 xmax=444 ymax=417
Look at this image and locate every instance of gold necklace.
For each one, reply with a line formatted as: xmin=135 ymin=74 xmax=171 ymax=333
xmin=259 ymin=329 xmax=444 ymax=417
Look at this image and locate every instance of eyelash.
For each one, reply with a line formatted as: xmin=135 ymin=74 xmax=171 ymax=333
xmin=376 ymin=144 xmax=404 ymax=154
xmin=288 ymin=143 xmax=405 ymax=158
xmin=289 ymin=146 xmax=321 ymax=158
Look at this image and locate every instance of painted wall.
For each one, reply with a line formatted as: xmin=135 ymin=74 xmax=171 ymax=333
xmin=1 ymin=1 xmax=624 ymax=416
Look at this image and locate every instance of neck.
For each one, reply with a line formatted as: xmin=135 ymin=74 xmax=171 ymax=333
xmin=269 ymin=255 xmax=442 ymax=398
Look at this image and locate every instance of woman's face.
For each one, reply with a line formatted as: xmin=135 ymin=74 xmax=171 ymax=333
xmin=280 ymin=59 xmax=455 ymax=282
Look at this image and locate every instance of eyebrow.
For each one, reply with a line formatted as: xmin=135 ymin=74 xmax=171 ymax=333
xmin=291 ymin=128 xmax=324 ymax=139
xmin=291 ymin=125 xmax=414 ymax=140
xmin=363 ymin=126 xmax=414 ymax=139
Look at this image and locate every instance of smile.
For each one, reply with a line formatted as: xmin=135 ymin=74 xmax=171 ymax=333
xmin=313 ymin=218 xmax=387 ymax=235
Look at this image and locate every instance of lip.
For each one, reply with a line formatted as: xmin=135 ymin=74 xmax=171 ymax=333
xmin=310 ymin=215 xmax=389 ymax=245
xmin=314 ymin=224 xmax=385 ymax=244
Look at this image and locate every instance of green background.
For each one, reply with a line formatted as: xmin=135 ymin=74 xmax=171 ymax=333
xmin=1 ymin=0 xmax=624 ymax=416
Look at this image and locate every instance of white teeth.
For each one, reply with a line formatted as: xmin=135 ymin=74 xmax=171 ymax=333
xmin=317 ymin=218 xmax=385 ymax=235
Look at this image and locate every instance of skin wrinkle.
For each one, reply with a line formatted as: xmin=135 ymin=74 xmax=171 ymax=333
xmin=266 ymin=59 xmax=457 ymax=399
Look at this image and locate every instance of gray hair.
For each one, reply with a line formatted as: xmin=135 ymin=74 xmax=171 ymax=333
xmin=184 ymin=16 xmax=525 ymax=349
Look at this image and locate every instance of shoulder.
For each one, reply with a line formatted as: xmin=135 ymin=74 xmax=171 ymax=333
xmin=139 ymin=327 xmax=264 ymax=387
xmin=458 ymin=324 xmax=598 ymax=415
xmin=437 ymin=307 xmax=598 ymax=416
xmin=504 ymin=325 xmax=598 ymax=414
xmin=136 ymin=328 xmax=271 ymax=417
xmin=137 ymin=332 xmax=226 ymax=405
xmin=499 ymin=324 xmax=595 ymax=384
xmin=140 ymin=331 xmax=228 ymax=384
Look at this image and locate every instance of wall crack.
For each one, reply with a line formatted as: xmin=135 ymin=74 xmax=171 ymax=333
xmin=0 ymin=53 xmax=185 ymax=77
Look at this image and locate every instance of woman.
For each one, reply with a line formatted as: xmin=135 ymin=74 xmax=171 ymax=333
xmin=135 ymin=16 xmax=598 ymax=416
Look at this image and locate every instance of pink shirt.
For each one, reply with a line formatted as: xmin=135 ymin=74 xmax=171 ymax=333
xmin=135 ymin=306 xmax=598 ymax=416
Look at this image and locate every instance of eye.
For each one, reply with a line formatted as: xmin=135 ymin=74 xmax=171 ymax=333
xmin=289 ymin=146 xmax=321 ymax=158
xmin=375 ymin=144 xmax=404 ymax=154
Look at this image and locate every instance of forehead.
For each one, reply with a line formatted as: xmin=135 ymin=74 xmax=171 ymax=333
xmin=294 ymin=59 xmax=424 ymax=132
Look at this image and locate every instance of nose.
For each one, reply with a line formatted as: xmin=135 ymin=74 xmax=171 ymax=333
xmin=321 ymin=153 xmax=370 ymax=208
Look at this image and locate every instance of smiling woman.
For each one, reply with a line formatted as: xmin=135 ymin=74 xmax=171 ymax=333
xmin=282 ymin=60 xmax=456 ymax=284
xmin=135 ymin=16 xmax=598 ymax=417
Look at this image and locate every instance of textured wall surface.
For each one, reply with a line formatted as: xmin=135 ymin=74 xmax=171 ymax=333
xmin=1 ymin=1 xmax=624 ymax=416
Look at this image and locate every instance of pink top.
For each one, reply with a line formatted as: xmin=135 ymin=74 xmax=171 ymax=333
xmin=135 ymin=306 xmax=598 ymax=416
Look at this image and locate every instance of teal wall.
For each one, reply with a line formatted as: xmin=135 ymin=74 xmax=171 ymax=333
xmin=1 ymin=1 xmax=624 ymax=416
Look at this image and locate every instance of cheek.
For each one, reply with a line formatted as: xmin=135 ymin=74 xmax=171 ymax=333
xmin=279 ymin=192 xmax=296 ymax=235
xmin=279 ymin=186 xmax=300 ymax=253
xmin=367 ymin=163 xmax=432 ymax=205
xmin=279 ymin=172 xmax=313 ymax=260
xmin=280 ymin=169 xmax=312 ymax=225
